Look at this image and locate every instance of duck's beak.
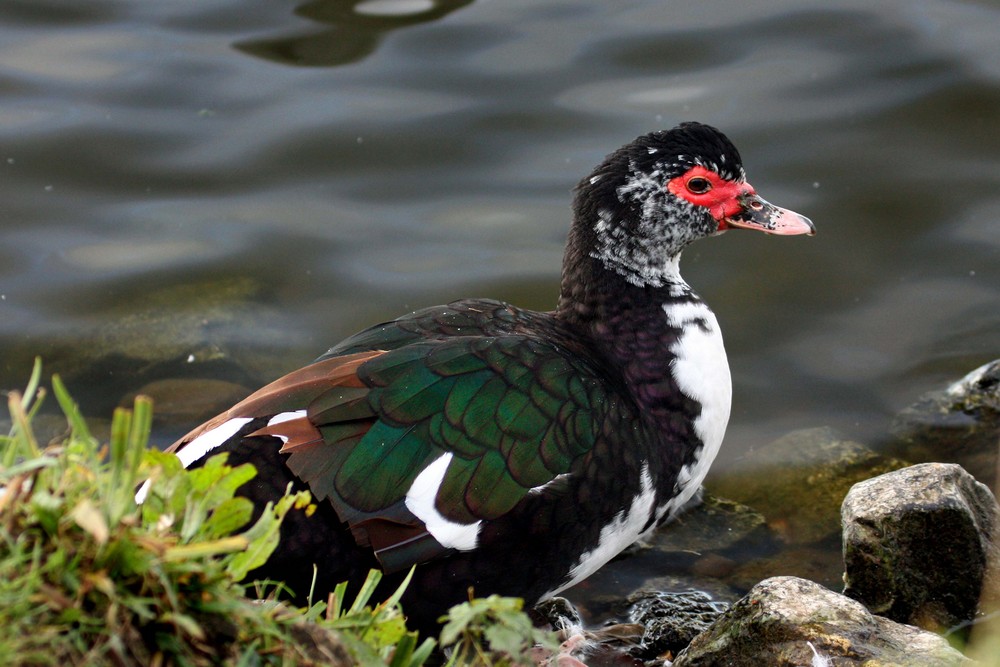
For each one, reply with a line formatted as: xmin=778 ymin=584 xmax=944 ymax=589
xmin=724 ymin=193 xmax=815 ymax=236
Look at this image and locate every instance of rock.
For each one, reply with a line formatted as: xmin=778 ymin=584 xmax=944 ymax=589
xmin=841 ymin=462 xmax=1000 ymax=632
xmin=532 ymin=599 xmax=651 ymax=667
xmin=708 ymin=427 xmax=909 ymax=546
xmin=625 ymin=589 xmax=727 ymax=661
xmin=672 ymin=576 xmax=971 ymax=667
xmin=533 ymin=596 xmax=584 ymax=631
xmin=890 ymin=358 xmax=1000 ymax=487
xmin=576 ymin=625 xmax=647 ymax=667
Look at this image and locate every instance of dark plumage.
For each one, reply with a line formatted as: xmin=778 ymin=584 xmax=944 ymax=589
xmin=167 ymin=122 xmax=813 ymax=635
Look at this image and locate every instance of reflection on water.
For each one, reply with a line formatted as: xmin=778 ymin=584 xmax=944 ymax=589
xmin=1 ymin=0 xmax=998 ymax=615
xmin=236 ymin=0 xmax=474 ymax=67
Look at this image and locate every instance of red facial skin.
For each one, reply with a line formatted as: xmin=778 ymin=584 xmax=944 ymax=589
xmin=667 ymin=165 xmax=750 ymax=225
xmin=667 ymin=165 xmax=815 ymax=236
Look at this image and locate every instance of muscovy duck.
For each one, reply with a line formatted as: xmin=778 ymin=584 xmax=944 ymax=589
xmin=167 ymin=122 xmax=814 ymax=633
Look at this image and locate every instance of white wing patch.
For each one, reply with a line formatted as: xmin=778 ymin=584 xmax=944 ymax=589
xmin=136 ymin=415 xmax=258 ymax=504
xmin=133 ymin=479 xmax=152 ymax=505
xmin=404 ymin=452 xmax=482 ymax=551
xmin=175 ymin=417 xmax=253 ymax=468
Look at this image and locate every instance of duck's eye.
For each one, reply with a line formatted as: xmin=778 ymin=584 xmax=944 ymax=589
xmin=686 ymin=177 xmax=712 ymax=194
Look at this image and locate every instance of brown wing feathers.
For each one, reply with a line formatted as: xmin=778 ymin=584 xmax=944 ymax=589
xmin=168 ymin=350 xmax=384 ymax=453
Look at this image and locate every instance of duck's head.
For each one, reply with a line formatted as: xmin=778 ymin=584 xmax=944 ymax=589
xmin=568 ymin=122 xmax=815 ymax=289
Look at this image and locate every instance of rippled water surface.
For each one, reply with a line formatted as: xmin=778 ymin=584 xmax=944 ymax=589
xmin=2 ymin=0 xmax=999 ymax=609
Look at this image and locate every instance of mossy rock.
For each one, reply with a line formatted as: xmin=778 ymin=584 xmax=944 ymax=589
xmin=707 ymin=427 xmax=909 ymax=545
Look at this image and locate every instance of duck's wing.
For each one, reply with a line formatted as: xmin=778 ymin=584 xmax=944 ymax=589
xmin=170 ymin=333 xmax=635 ymax=574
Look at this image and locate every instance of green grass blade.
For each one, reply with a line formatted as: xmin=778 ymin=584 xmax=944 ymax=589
xmin=407 ymin=638 xmax=436 ymax=667
xmin=330 ymin=580 xmax=349 ymax=619
xmin=21 ymin=357 xmax=43 ymax=415
xmin=128 ymin=395 xmax=153 ymax=477
xmin=387 ymin=632 xmax=417 ymax=667
xmin=5 ymin=391 xmax=39 ymax=464
xmin=348 ymin=569 xmax=383 ymax=614
xmin=381 ymin=565 xmax=415 ymax=610
xmin=51 ymin=374 xmax=94 ymax=444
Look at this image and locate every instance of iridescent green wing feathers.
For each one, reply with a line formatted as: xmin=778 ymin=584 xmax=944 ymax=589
xmin=289 ymin=335 xmax=604 ymax=528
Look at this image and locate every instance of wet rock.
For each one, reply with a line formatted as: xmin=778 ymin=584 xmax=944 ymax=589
xmin=672 ymin=576 xmax=971 ymax=667
xmin=534 ymin=597 xmax=665 ymax=665
xmin=842 ymin=462 xmax=1000 ymax=632
xmin=533 ymin=596 xmax=584 ymax=631
xmin=890 ymin=359 xmax=1000 ymax=487
xmin=625 ymin=589 xmax=727 ymax=661
xmin=576 ymin=625 xmax=647 ymax=667
xmin=708 ymin=427 xmax=908 ymax=546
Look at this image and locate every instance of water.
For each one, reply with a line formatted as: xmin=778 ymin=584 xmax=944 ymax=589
xmin=2 ymin=0 xmax=999 ymax=607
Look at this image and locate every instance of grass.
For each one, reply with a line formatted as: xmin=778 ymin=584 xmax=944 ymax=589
xmin=0 ymin=360 xmax=557 ymax=666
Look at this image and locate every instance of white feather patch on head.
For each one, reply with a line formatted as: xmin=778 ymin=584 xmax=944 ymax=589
xmin=590 ymin=207 xmax=686 ymax=288
xmin=588 ymin=159 xmax=710 ymax=288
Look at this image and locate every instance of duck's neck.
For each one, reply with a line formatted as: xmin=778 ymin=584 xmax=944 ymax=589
xmin=557 ymin=247 xmax=733 ymax=510
xmin=557 ymin=254 xmax=701 ymax=423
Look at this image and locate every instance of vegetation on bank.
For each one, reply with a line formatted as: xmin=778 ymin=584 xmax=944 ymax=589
xmin=0 ymin=361 xmax=557 ymax=666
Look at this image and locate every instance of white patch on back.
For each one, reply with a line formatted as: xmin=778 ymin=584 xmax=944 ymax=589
xmin=543 ymin=464 xmax=656 ymax=598
xmin=658 ymin=300 xmax=732 ymax=519
xmin=175 ymin=417 xmax=253 ymax=468
xmin=405 ymin=452 xmax=482 ymax=551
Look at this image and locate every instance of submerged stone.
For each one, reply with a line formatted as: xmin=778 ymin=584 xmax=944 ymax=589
xmin=124 ymin=378 xmax=253 ymax=431
xmin=45 ymin=277 xmax=304 ymax=420
xmin=625 ymin=589 xmax=728 ymax=661
xmin=708 ymin=427 xmax=908 ymax=546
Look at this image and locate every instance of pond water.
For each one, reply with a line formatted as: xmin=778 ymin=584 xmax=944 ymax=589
xmin=2 ymin=0 xmax=998 ymax=616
